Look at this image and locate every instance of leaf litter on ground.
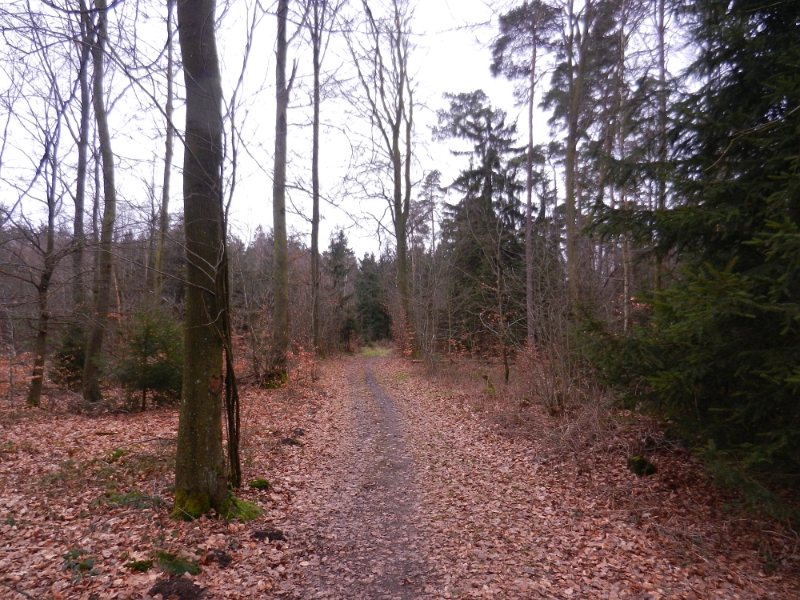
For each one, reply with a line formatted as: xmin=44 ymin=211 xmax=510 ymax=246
xmin=0 ymin=354 xmax=797 ymax=599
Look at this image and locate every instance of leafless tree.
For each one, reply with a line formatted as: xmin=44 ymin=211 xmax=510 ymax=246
xmin=345 ymin=0 xmax=416 ymax=346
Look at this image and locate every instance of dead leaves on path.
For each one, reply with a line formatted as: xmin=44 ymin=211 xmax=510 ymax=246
xmin=1 ymin=356 xmax=799 ymax=599
xmin=376 ymin=358 xmax=799 ymax=599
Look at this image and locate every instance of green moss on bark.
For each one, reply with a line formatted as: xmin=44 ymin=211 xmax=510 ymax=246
xmin=171 ymin=489 xmax=212 ymax=520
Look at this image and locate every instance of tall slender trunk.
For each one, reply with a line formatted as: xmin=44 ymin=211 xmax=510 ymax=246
xmin=173 ymin=0 xmax=229 ymax=519
xmin=654 ymin=0 xmax=667 ymax=292
xmin=153 ymin=0 xmax=175 ymax=301
xmin=310 ymin=0 xmax=322 ymax=353
xmin=73 ymin=0 xmax=92 ymax=314
xmin=27 ymin=136 xmax=60 ymax=407
xmin=617 ymin=0 xmax=632 ymax=330
xmin=82 ymin=0 xmax=117 ymax=403
xmin=401 ymin=66 xmax=415 ymax=344
xmin=525 ymin=38 xmax=537 ymax=346
xmin=564 ymin=0 xmax=592 ymax=304
xmin=271 ymin=0 xmax=291 ymax=375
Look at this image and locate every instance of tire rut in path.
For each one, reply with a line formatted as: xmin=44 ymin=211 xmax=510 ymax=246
xmin=297 ymin=359 xmax=431 ymax=599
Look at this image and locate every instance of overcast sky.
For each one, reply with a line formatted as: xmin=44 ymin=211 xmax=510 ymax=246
xmin=0 ymin=0 xmax=548 ymax=259
xmin=219 ymin=0 xmax=543 ymax=258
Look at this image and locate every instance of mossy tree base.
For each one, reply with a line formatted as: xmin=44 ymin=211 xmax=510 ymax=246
xmin=171 ymin=491 xmax=262 ymax=522
xmin=171 ymin=490 xmax=210 ymax=521
xmin=225 ymin=498 xmax=263 ymax=522
xmin=261 ymin=368 xmax=288 ymax=389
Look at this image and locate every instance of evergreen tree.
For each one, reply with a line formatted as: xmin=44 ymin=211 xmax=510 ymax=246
xmin=356 ymin=253 xmax=392 ymax=342
xmin=116 ymin=307 xmax=183 ymax=411
xmin=324 ymin=229 xmax=357 ymax=345
xmin=436 ymin=91 xmax=525 ymax=362
xmin=594 ymin=0 xmax=800 ymax=478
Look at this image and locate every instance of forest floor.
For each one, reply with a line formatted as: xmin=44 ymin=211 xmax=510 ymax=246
xmin=1 ymin=352 xmax=799 ymax=599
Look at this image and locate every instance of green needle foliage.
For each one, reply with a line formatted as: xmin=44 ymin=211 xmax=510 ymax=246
xmin=587 ymin=0 xmax=800 ymax=500
xmin=115 ymin=306 xmax=183 ymax=410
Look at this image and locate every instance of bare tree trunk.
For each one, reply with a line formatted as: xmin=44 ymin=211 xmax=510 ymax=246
xmin=173 ymin=0 xmax=229 ymax=519
xmin=401 ymin=61 xmax=415 ymax=343
xmin=525 ymin=39 xmax=537 ymax=346
xmin=271 ymin=0 xmax=292 ymax=376
xmin=72 ymin=0 xmax=93 ymax=314
xmin=153 ymin=0 xmax=175 ymax=302
xmin=349 ymin=0 xmax=416 ymax=349
xmin=82 ymin=0 xmax=117 ymax=403
xmin=310 ymin=0 xmax=323 ymax=353
xmin=27 ymin=137 xmax=60 ymax=407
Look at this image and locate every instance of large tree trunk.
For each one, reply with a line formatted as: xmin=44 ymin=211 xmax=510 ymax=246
xmin=153 ymin=0 xmax=175 ymax=302
xmin=270 ymin=0 xmax=291 ymax=376
xmin=82 ymin=0 xmax=117 ymax=403
xmin=173 ymin=0 xmax=229 ymax=519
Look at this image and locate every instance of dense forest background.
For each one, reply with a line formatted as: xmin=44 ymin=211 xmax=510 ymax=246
xmin=1 ymin=0 xmax=798 ymax=512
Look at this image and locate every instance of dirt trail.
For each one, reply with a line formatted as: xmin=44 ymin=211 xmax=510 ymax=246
xmin=292 ymin=359 xmax=431 ymax=599
xmin=285 ymin=355 xmax=799 ymax=599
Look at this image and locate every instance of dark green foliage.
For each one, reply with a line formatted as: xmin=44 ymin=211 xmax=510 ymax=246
xmin=248 ymin=478 xmax=270 ymax=490
xmin=355 ymin=253 xmax=392 ymax=342
xmin=435 ymin=90 xmax=526 ymax=352
xmin=491 ymin=1 xmax=560 ymax=81
xmin=324 ymin=230 xmax=359 ymax=349
xmin=50 ymin=324 xmax=86 ymax=390
xmin=116 ymin=306 xmax=183 ymax=409
xmin=588 ymin=0 xmax=800 ymax=493
xmin=155 ymin=551 xmax=201 ymax=576
xmin=124 ymin=559 xmax=153 ymax=572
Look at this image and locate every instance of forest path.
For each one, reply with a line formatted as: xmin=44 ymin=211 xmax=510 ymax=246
xmin=289 ymin=357 xmax=432 ymax=599
xmin=281 ymin=354 xmax=798 ymax=600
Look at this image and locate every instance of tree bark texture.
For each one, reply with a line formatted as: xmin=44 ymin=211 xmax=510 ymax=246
xmin=82 ymin=0 xmax=117 ymax=403
xmin=173 ymin=0 xmax=229 ymax=518
xmin=27 ymin=143 xmax=59 ymax=407
xmin=271 ymin=0 xmax=291 ymax=374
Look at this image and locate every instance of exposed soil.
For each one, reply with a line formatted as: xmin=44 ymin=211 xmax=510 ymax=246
xmin=1 ymin=353 xmax=798 ymax=599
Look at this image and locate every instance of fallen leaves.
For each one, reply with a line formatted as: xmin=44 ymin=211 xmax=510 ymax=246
xmin=1 ymin=355 xmax=799 ymax=599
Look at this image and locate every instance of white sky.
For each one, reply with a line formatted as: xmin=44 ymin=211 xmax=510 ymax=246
xmin=0 ymin=0 xmax=551 ymax=258
xmin=217 ymin=0 xmax=543 ymax=258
